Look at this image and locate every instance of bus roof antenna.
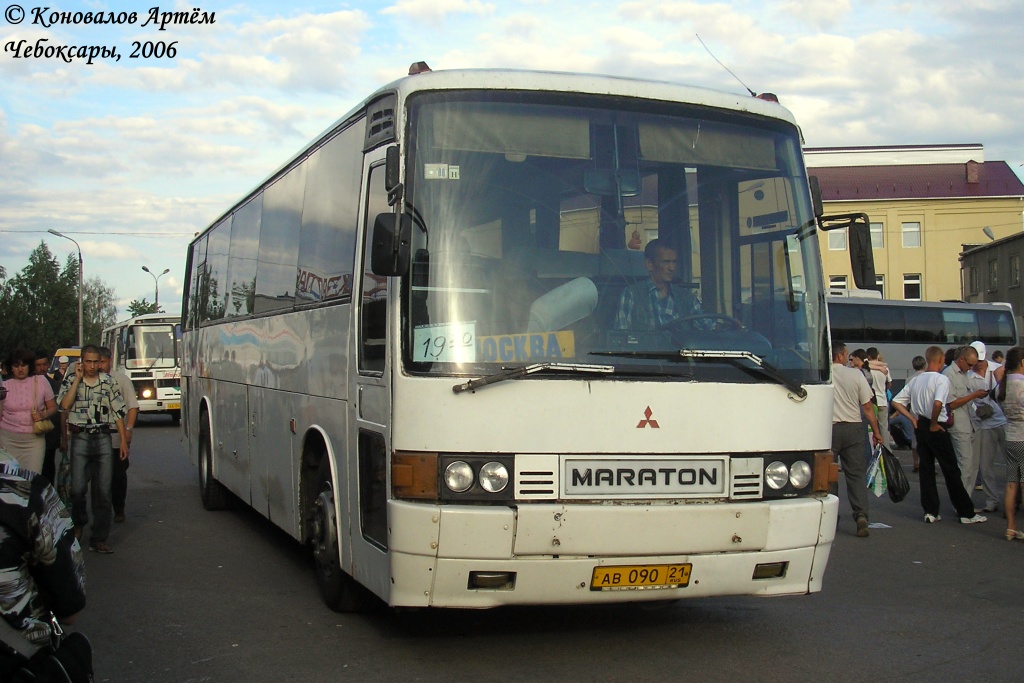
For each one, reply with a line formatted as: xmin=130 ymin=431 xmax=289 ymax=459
xmin=696 ymin=34 xmax=756 ymax=97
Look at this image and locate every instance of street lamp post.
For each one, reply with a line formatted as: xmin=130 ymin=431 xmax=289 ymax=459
xmin=48 ymin=229 xmax=83 ymax=347
xmin=142 ymin=266 xmax=170 ymax=309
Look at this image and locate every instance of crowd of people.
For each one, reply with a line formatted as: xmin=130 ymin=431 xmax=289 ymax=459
xmin=832 ymin=340 xmax=1024 ymax=542
xmin=0 ymin=343 xmax=143 ymax=670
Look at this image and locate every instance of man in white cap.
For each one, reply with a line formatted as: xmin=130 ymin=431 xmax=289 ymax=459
xmin=943 ymin=345 xmax=988 ymax=493
xmin=967 ymin=340 xmax=1007 ymax=513
xmin=55 ymin=356 xmax=71 ymax=384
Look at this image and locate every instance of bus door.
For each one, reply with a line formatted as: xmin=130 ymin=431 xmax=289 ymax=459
xmin=346 ymin=157 xmax=392 ymax=597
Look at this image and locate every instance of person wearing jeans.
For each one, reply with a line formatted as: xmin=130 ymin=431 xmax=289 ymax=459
xmin=57 ymin=345 xmax=128 ymax=554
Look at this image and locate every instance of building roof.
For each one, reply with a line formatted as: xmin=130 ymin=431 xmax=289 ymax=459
xmin=807 ymin=160 xmax=1024 ymax=201
xmin=806 ymin=143 xmax=984 ymax=167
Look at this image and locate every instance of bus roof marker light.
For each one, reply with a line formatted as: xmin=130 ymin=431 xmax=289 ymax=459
xmin=409 ymin=61 xmax=431 ymax=75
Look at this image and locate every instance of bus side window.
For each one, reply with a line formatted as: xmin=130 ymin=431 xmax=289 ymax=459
xmin=359 ymin=164 xmax=390 ymax=374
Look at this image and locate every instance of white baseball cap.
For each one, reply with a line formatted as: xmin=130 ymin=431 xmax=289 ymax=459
xmin=58 ymin=355 xmax=70 ymax=364
xmin=969 ymin=341 xmax=986 ymax=361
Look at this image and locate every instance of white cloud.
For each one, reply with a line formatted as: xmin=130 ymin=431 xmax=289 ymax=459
xmin=381 ymin=0 xmax=495 ymax=23
xmin=777 ymin=0 xmax=852 ymax=30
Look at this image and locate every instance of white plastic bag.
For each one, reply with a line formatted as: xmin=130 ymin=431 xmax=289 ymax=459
xmin=866 ymin=445 xmax=887 ymax=497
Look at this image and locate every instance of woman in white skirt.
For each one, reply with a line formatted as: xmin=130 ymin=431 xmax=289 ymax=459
xmin=997 ymin=346 xmax=1024 ymax=540
xmin=0 ymin=348 xmax=57 ymax=473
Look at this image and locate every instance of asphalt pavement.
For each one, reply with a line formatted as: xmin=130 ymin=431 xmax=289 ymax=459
xmin=73 ymin=420 xmax=1024 ymax=683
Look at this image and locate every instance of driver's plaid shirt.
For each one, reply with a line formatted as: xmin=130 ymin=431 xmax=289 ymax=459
xmin=615 ymin=281 xmax=702 ymax=329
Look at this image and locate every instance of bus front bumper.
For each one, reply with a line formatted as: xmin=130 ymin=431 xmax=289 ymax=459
xmin=382 ymin=495 xmax=839 ymax=608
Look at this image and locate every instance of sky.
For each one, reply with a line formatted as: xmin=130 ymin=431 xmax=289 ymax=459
xmin=2 ymin=0 xmax=1022 ymax=318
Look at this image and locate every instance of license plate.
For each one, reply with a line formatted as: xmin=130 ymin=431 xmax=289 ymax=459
xmin=590 ymin=563 xmax=692 ymax=591
xmin=167 ymin=403 xmax=180 ymax=410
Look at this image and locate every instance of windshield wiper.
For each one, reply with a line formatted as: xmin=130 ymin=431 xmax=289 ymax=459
xmin=590 ymin=349 xmax=807 ymax=399
xmin=452 ymin=362 xmax=614 ymax=395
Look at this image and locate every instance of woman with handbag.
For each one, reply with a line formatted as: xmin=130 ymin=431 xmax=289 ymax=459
xmin=0 ymin=348 xmax=58 ymax=474
xmin=996 ymin=346 xmax=1024 ymax=540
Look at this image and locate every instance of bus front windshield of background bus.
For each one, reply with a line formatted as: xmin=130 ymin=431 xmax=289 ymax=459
xmin=401 ymin=92 xmax=828 ymax=385
xmin=125 ymin=325 xmax=177 ymax=369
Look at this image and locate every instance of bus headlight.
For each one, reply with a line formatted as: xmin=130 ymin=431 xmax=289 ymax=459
xmin=444 ymin=461 xmax=474 ymax=493
xmin=478 ymin=462 xmax=509 ymax=493
xmin=765 ymin=461 xmax=789 ymax=490
xmin=789 ymin=460 xmax=812 ymax=489
xmin=140 ymin=387 xmax=154 ymax=399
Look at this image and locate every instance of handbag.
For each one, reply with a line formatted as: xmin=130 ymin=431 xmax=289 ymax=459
xmin=0 ymin=613 xmax=93 ymax=683
xmin=975 ymin=372 xmax=996 ymax=419
xmin=879 ymin=445 xmax=910 ymax=503
xmin=31 ymin=378 xmax=55 ymax=434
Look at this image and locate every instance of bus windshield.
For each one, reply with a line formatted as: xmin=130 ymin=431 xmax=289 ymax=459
xmin=401 ymin=91 xmax=828 ymax=385
xmin=126 ymin=324 xmax=178 ymax=369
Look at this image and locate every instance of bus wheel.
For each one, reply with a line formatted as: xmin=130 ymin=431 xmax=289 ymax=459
xmin=311 ymin=459 xmax=367 ymax=612
xmin=170 ymin=410 xmax=181 ymax=425
xmin=198 ymin=417 xmax=229 ymax=511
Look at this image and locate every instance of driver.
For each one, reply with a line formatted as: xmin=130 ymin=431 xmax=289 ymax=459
xmin=614 ymin=239 xmax=702 ymax=330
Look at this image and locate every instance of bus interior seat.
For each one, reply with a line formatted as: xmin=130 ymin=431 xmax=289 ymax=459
xmin=527 ymin=277 xmax=599 ymax=333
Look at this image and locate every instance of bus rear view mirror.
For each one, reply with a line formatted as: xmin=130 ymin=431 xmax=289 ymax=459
xmin=584 ymin=168 xmax=641 ymax=197
xmin=809 ymin=175 xmax=824 ymax=218
xmin=819 ymin=212 xmax=876 ymax=290
xmin=371 ymin=213 xmax=412 ymax=276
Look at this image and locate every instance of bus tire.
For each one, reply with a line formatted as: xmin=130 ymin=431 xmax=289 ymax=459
xmin=170 ymin=410 xmax=181 ymax=425
xmin=311 ymin=458 xmax=368 ymax=612
xmin=198 ymin=416 xmax=229 ymax=511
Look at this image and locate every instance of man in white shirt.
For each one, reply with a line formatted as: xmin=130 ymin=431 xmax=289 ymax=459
xmin=967 ymin=340 xmax=1007 ymax=513
xmin=943 ymin=345 xmax=988 ymax=494
xmin=832 ymin=342 xmax=882 ymax=537
xmin=99 ymin=347 xmax=139 ymax=523
xmin=891 ymin=345 xmax=988 ymax=525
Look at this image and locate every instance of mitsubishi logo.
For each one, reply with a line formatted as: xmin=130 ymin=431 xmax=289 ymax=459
xmin=636 ymin=406 xmax=660 ymax=429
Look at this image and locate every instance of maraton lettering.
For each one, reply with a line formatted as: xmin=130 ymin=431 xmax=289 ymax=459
xmin=570 ymin=466 xmax=720 ymax=487
xmin=31 ymin=8 xmax=139 ymax=26
xmin=141 ymin=7 xmax=217 ymax=31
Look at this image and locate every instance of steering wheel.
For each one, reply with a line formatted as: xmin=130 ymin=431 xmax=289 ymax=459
xmin=659 ymin=314 xmax=746 ymax=332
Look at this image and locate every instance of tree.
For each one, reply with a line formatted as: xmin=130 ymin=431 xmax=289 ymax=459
xmin=84 ymin=276 xmax=119 ymax=344
xmin=0 ymin=241 xmax=120 ymax=358
xmin=0 ymin=242 xmax=78 ymax=354
xmin=126 ymin=298 xmax=162 ymax=317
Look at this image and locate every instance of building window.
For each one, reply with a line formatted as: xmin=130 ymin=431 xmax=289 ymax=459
xmin=829 ymin=275 xmax=848 ymax=289
xmin=903 ymin=273 xmax=922 ymax=300
xmin=901 ymin=222 xmax=922 ymax=248
xmin=969 ymin=267 xmax=979 ymax=295
xmin=870 ymin=222 xmax=884 ymax=249
xmin=1011 ymin=255 xmax=1020 ymax=288
xmin=875 ymin=274 xmax=885 ymax=298
xmin=827 ymin=228 xmax=847 ymax=251
xmin=989 ymin=259 xmax=998 ymax=291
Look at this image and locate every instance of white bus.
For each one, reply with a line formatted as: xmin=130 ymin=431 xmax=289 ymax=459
xmin=181 ymin=64 xmax=843 ymax=611
xmin=102 ymin=313 xmax=183 ymax=423
xmin=827 ymin=294 xmax=1018 ymax=390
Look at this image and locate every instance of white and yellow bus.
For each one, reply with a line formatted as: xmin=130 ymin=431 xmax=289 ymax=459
xmin=181 ymin=64 xmax=842 ymax=611
xmin=102 ymin=313 xmax=182 ymax=423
